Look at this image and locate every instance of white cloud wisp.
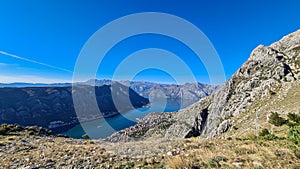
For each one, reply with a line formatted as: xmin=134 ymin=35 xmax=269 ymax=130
xmin=0 ymin=50 xmax=73 ymax=73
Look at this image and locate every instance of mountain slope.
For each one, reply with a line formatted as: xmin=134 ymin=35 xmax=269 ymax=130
xmin=0 ymin=83 xmax=149 ymax=132
xmin=163 ymin=29 xmax=300 ymax=139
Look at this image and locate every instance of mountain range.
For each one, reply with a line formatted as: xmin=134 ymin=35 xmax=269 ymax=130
xmin=0 ymin=80 xmax=218 ymax=108
xmin=81 ymin=79 xmax=218 ymax=108
xmin=0 ymin=83 xmax=149 ymax=133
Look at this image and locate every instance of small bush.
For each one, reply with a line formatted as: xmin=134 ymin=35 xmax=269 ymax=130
xmin=0 ymin=124 xmax=11 ymax=135
xmin=295 ymin=151 xmax=300 ymax=159
xmin=269 ymin=112 xmax=288 ymax=126
xmin=82 ymin=134 xmax=90 ymax=139
xmin=287 ymin=121 xmax=299 ymax=127
xmin=288 ymin=126 xmax=300 ymax=145
xmin=227 ymin=137 xmax=233 ymax=140
xmin=0 ymin=124 xmax=25 ymax=135
xmin=0 ymin=127 xmax=7 ymax=135
xmin=287 ymin=113 xmax=300 ymax=124
xmin=233 ymin=126 xmax=239 ymax=130
xmin=12 ymin=125 xmax=23 ymax=132
xmin=259 ymin=129 xmax=270 ymax=137
xmin=207 ymin=158 xmax=220 ymax=168
xmin=259 ymin=129 xmax=279 ymax=140
xmin=28 ymin=131 xmax=35 ymax=135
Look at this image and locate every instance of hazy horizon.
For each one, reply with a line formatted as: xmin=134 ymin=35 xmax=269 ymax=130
xmin=0 ymin=78 xmax=216 ymax=86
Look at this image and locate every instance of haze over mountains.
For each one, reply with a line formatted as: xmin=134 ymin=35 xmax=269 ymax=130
xmin=81 ymin=79 xmax=218 ymax=107
xmin=0 ymin=80 xmax=217 ymax=133
xmin=0 ymin=82 xmax=72 ymax=88
xmin=0 ymin=83 xmax=149 ymax=133
xmin=0 ymin=79 xmax=218 ymax=108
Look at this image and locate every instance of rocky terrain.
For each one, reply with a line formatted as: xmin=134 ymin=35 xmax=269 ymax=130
xmin=1 ymin=123 xmax=299 ymax=168
xmin=0 ymin=83 xmax=149 ymax=133
xmin=157 ymin=29 xmax=300 ymax=139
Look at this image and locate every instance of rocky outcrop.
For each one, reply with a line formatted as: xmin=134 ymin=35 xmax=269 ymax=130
xmin=163 ymin=29 xmax=300 ymax=138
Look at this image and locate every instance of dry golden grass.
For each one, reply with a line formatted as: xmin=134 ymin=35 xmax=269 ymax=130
xmin=166 ymin=156 xmax=195 ymax=169
xmin=0 ymin=128 xmax=300 ymax=168
xmin=166 ymin=138 xmax=300 ymax=169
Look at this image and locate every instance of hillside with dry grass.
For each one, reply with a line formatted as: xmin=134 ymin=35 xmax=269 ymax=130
xmin=1 ymin=124 xmax=300 ymax=168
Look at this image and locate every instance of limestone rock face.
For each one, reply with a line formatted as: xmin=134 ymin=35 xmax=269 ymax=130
xmin=164 ymin=29 xmax=300 ymax=138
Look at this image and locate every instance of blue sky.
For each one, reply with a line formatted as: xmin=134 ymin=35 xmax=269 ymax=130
xmin=0 ymin=0 xmax=299 ymax=84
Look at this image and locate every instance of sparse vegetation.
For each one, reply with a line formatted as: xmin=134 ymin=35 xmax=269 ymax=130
xmin=1 ymin=126 xmax=300 ymax=168
xmin=82 ymin=134 xmax=90 ymax=139
xmin=0 ymin=124 xmax=10 ymax=135
xmin=288 ymin=113 xmax=300 ymax=124
xmin=268 ymin=112 xmax=288 ymax=126
xmin=259 ymin=128 xmax=279 ymax=140
xmin=288 ymin=126 xmax=300 ymax=145
xmin=266 ymin=112 xmax=300 ymax=158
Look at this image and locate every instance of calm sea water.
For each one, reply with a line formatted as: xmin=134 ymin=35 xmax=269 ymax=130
xmin=63 ymin=100 xmax=183 ymax=139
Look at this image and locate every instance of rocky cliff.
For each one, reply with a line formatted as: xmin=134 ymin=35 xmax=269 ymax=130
xmin=163 ymin=29 xmax=300 ymax=139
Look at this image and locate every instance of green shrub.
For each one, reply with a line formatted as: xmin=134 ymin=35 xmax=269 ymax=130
xmin=287 ymin=113 xmax=300 ymax=124
xmin=207 ymin=158 xmax=220 ymax=167
xmin=259 ymin=129 xmax=270 ymax=137
xmin=287 ymin=121 xmax=299 ymax=127
xmin=82 ymin=134 xmax=90 ymax=139
xmin=269 ymin=112 xmax=288 ymax=126
xmin=259 ymin=129 xmax=278 ymax=140
xmin=288 ymin=126 xmax=300 ymax=145
xmin=261 ymin=133 xmax=279 ymax=140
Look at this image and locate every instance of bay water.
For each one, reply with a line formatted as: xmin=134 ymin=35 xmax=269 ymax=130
xmin=63 ymin=101 xmax=183 ymax=139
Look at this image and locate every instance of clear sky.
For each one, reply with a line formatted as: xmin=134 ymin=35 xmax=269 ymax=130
xmin=0 ymin=0 xmax=299 ymax=84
